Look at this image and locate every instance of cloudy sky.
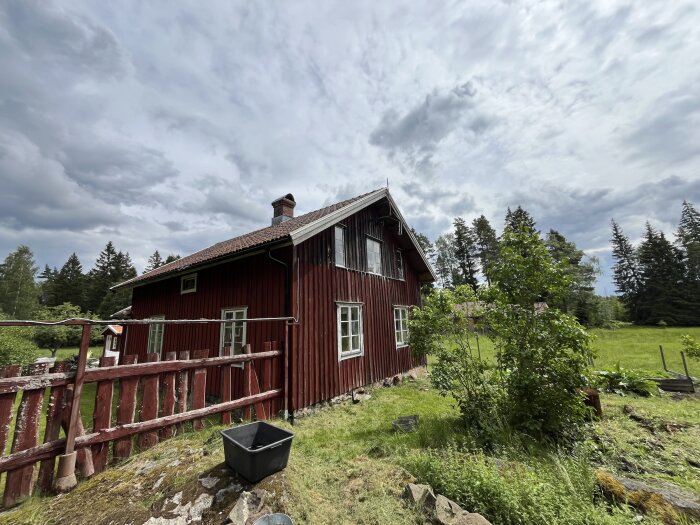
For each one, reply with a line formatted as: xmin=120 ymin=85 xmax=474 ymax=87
xmin=1 ymin=1 xmax=699 ymax=294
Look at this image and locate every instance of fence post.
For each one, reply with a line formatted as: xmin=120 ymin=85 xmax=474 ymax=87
xmin=54 ymin=323 xmax=91 ymax=493
xmin=113 ymin=355 xmax=138 ymax=463
xmin=38 ymin=361 xmax=70 ymax=493
xmin=139 ymin=353 xmax=161 ymax=450
xmin=3 ymin=362 xmax=49 ymax=507
xmin=243 ymin=344 xmax=252 ymax=420
xmin=191 ymin=349 xmax=209 ymax=431
xmin=162 ymin=352 xmax=177 ymax=440
xmin=176 ymin=350 xmax=190 ymax=434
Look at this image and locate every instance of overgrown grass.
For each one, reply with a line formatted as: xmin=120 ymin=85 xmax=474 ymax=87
xmin=35 ymin=346 xmax=102 ymax=361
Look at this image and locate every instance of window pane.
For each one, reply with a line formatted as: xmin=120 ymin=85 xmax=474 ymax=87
xmin=341 ymin=321 xmax=349 ymax=336
xmin=351 ymin=320 xmax=359 ymax=335
xmin=340 ymin=307 xmax=348 ymax=322
xmin=335 ymin=226 xmax=345 ymax=266
xmin=350 ymin=307 xmax=359 ymax=321
xmin=352 ymin=335 xmax=360 ymax=350
xmin=342 ymin=336 xmax=350 ymax=353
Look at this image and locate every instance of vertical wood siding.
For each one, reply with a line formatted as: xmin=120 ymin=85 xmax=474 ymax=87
xmin=290 ymin=205 xmax=425 ymax=411
xmin=127 ymin=251 xmax=288 ymax=414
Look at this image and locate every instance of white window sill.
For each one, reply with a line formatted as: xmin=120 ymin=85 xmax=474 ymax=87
xmin=396 ymin=344 xmax=409 ymax=349
xmin=339 ymin=350 xmax=363 ymax=361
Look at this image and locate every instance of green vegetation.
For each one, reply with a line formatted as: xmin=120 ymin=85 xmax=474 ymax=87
xmin=5 ymin=375 xmax=697 ymax=525
xmin=0 ymin=313 xmax=39 ymax=366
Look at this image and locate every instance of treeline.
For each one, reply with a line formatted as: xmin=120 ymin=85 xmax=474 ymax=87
xmin=414 ymin=206 xmax=627 ymax=328
xmin=611 ymin=201 xmax=700 ymax=326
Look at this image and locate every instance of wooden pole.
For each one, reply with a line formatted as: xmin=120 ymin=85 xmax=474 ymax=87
xmin=659 ymin=345 xmax=667 ymax=372
xmin=54 ymin=323 xmax=90 ymax=492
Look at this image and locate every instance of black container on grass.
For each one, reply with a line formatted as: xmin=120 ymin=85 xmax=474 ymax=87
xmin=221 ymin=421 xmax=294 ymax=483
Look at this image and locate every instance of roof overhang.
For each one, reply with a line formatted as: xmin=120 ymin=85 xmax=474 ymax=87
xmin=289 ymin=188 xmax=437 ymax=281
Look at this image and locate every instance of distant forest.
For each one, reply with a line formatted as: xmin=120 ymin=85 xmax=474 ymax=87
xmin=413 ymin=200 xmax=700 ymax=327
xmin=0 ymin=201 xmax=698 ymax=331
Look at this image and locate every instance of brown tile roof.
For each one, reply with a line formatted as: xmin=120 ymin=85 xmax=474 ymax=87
xmin=114 ymin=189 xmax=383 ymax=289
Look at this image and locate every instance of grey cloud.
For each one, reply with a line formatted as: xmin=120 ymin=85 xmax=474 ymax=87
xmin=370 ymin=82 xmax=477 ymax=151
xmin=624 ymin=90 xmax=700 ymax=166
xmin=181 ymin=175 xmax=269 ymax=226
xmin=1 ymin=0 xmax=125 ymax=79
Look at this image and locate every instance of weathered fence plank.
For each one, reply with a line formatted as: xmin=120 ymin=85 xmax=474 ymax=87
xmin=191 ymin=350 xmax=209 ymax=431
xmin=0 ymin=365 xmax=20 ymax=456
xmin=176 ymin=350 xmax=190 ymax=434
xmin=113 ymin=355 xmax=138 ymax=462
xmin=220 ymin=347 xmax=232 ymax=425
xmin=91 ymin=357 xmax=115 ymax=474
xmin=161 ymin=352 xmax=177 ymax=440
xmin=139 ymin=354 xmax=160 ymax=450
xmin=263 ymin=342 xmax=272 ymax=419
xmin=3 ymin=363 xmax=49 ymax=507
xmin=38 ymin=361 xmax=70 ymax=493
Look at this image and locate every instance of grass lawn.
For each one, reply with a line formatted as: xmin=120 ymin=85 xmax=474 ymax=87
xmin=35 ymin=346 xmax=102 ymax=361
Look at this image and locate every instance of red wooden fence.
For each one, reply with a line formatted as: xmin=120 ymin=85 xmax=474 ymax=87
xmin=0 ymin=319 xmax=286 ymax=508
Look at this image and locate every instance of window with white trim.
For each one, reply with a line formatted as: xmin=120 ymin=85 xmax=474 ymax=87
xmin=394 ymin=306 xmax=409 ymax=348
xmin=181 ymin=273 xmax=197 ymax=294
xmin=221 ymin=307 xmax=247 ymax=366
xmin=337 ymin=302 xmax=363 ymax=359
xmin=396 ymin=250 xmax=404 ymax=280
xmin=366 ymin=238 xmax=382 ymax=275
xmin=335 ymin=226 xmax=346 ymax=267
xmin=111 ymin=335 xmax=118 ymax=350
xmin=147 ymin=316 xmax=165 ymax=354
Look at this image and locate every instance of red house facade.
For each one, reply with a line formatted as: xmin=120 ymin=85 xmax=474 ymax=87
xmin=113 ymin=189 xmax=435 ymax=415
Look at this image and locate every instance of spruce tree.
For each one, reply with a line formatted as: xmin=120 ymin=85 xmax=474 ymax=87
xmin=472 ymin=215 xmax=499 ymax=284
xmin=610 ymin=220 xmax=641 ymax=321
xmin=38 ymin=264 xmax=59 ymax=306
xmin=0 ymin=245 xmax=39 ymax=319
xmin=86 ymin=241 xmax=118 ymax=313
xmin=54 ymin=254 xmax=86 ymax=310
xmin=164 ymin=254 xmax=181 ymax=264
xmin=144 ymin=250 xmax=164 ymax=273
xmin=677 ymin=200 xmax=700 ymax=283
xmin=453 ymin=218 xmax=479 ymax=291
xmin=505 ymin=206 xmax=538 ymax=235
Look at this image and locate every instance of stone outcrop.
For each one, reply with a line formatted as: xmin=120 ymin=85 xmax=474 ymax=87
xmin=403 ymin=483 xmax=493 ymax=525
xmin=227 ymin=488 xmax=272 ymax=525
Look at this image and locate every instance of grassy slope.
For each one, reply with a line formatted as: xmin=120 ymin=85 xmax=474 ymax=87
xmin=4 ymin=375 xmax=697 ymax=525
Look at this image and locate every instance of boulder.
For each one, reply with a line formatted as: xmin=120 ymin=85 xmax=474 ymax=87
xmin=404 ymin=483 xmax=436 ymax=509
xmin=434 ymin=495 xmax=492 ymax=525
xmin=597 ymin=470 xmax=700 ymax=521
xmin=353 ymin=393 xmax=372 ymax=404
xmin=228 ymin=488 xmax=269 ymax=524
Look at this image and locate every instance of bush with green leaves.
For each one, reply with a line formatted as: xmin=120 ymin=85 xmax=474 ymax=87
xmin=592 ymin=365 xmax=658 ymax=396
xmin=34 ymin=303 xmax=85 ymax=357
xmin=681 ymin=334 xmax=700 ymax=361
xmin=0 ymin=313 xmax=38 ymax=366
xmin=412 ymin=226 xmax=594 ymax=444
xmin=411 ymin=286 xmax=506 ymax=441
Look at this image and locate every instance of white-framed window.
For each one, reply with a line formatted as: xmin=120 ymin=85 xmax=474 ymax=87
xmin=366 ymin=237 xmax=382 ymax=275
xmin=104 ymin=335 xmax=112 ymax=352
xmin=337 ymin=302 xmax=364 ymax=360
xmin=147 ymin=316 xmax=165 ymax=354
xmin=221 ymin=307 xmax=247 ymax=367
xmin=181 ymin=273 xmax=197 ymax=294
xmin=394 ymin=306 xmax=409 ymax=348
xmin=335 ymin=225 xmax=346 ymax=267
xmin=396 ymin=250 xmax=404 ymax=280
xmin=111 ymin=335 xmax=118 ymax=350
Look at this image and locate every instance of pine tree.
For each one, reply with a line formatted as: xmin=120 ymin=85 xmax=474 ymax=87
xmin=38 ymin=264 xmax=59 ymax=306
xmin=435 ymin=233 xmax=457 ymax=289
xmin=86 ymin=241 xmax=118 ymax=313
xmin=53 ymin=254 xmax=86 ymax=310
xmin=0 ymin=245 xmax=39 ymax=319
xmin=505 ymin=206 xmax=537 ymax=235
xmin=453 ymin=218 xmax=479 ymax=291
xmin=164 ymin=254 xmax=181 ymax=264
xmin=610 ymin=220 xmax=641 ymax=321
xmin=677 ymin=200 xmax=700 ymax=283
xmin=410 ymin=229 xmax=435 ymax=263
xmin=472 ymin=215 xmax=499 ymax=284
xmin=144 ymin=250 xmax=164 ymax=273
xmin=637 ymin=223 xmax=687 ymax=325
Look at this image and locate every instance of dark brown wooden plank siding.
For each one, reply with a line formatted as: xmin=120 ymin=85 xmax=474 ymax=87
xmin=289 ymin=205 xmax=425 ymax=412
xmin=127 ymin=252 xmax=288 ymax=403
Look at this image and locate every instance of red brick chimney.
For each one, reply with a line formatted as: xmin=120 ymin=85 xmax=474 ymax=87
xmin=271 ymin=193 xmax=296 ymax=225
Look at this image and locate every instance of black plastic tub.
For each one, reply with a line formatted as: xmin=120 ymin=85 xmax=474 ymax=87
xmin=221 ymin=422 xmax=295 ymax=483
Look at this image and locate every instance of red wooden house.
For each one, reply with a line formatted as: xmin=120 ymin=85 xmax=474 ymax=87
xmin=112 ymin=188 xmax=435 ymax=416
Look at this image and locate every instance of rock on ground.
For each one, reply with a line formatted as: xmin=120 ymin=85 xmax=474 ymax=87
xmin=227 ymin=488 xmax=271 ymax=525
xmin=404 ymin=484 xmax=492 ymax=525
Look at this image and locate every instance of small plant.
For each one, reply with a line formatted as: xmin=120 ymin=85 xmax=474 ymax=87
xmin=681 ymin=334 xmax=700 ymax=361
xmin=593 ymin=365 xmax=658 ymax=396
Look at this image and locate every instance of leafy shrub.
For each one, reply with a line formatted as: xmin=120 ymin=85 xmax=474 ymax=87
xmin=0 ymin=313 xmax=38 ymax=366
xmin=592 ymin=366 xmax=658 ymax=396
xmin=404 ymin=447 xmax=635 ymax=525
xmin=410 ymin=286 xmax=506 ymax=443
xmin=681 ymin=334 xmax=700 ymax=361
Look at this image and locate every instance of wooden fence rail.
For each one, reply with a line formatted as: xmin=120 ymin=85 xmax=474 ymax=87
xmin=0 ymin=341 xmax=283 ymax=508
